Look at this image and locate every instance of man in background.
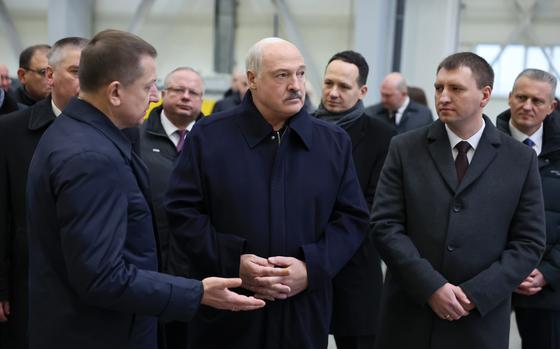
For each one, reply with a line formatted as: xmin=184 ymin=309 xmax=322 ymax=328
xmin=366 ymin=72 xmax=433 ymax=133
xmin=314 ymin=50 xmax=394 ymax=349
xmin=0 ymin=37 xmax=89 ymax=349
xmin=14 ymin=45 xmax=51 ymax=107
xmin=496 ymin=68 xmax=560 ymax=349
xmin=211 ymin=69 xmax=249 ymax=113
xmin=140 ymin=66 xmax=205 ymax=348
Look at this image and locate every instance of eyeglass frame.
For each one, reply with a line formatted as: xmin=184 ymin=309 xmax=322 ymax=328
xmin=22 ymin=67 xmax=48 ymax=77
xmin=165 ymin=86 xmax=203 ymax=99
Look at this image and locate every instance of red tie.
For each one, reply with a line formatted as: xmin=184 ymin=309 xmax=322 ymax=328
xmin=176 ymin=129 xmax=187 ymax=152
xmin=455 ymin=141 xmax=471 ymax=182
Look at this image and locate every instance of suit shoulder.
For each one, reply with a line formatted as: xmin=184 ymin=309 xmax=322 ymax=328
xmin=364 ymin=113 xmax=396 ymax=135
xmin=309 ymin=115 xmax=348 ymax=138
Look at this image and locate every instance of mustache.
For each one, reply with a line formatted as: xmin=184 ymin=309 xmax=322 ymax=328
xmin=285 ymin=91 xmax=303 ymax=101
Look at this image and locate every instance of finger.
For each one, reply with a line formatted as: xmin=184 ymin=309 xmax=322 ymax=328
xmin=453 ymin=287 xmax=471 ymax=305
xmin=254 ymin=276 xmax=289 ymax=287
xmin=220 ymin=277 xmax=243 ymax=289
xmin=243 ymin=284 xmax=289 ymax=299
xmin=254 ymin=294 xmax=275 ymax=301
xmin=268 ymin=256 xmax=293 ymax=267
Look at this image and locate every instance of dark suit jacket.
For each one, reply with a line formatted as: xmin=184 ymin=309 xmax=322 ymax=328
xmin=165 ymin=92 xmax=369 ymax=349
xmin=331 ymin=113 xmax=395 ymax=336
xmin=0 ymin=90 xmax=19 ymax=115
xmin=497 ymin=110 xmax=560 ymax=310
xmin=365 ymin=99 xmax=433 ymax=134
xmin=0 ymin=97 xmax=55 ymax=349
xmin=26 ymin=97 xmax=203 ymax=349
xmin=372 ymin=117 xmax=546 ymax=349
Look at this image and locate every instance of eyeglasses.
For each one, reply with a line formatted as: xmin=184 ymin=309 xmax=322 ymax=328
xmin=166 ymin=86 xmax=202 ymax=99
xmin=23 ymin=67 xmax=47 ymax=77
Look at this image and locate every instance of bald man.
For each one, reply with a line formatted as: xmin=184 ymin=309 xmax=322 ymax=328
xmin=365 ymin=72 xmax=433 ymax=133
xmin=165 ymin=37 xmax=368 ymax=349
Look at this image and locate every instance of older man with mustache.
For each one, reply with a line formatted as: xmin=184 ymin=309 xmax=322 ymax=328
xmin=165 ymin=37 xmax=369 ymax=349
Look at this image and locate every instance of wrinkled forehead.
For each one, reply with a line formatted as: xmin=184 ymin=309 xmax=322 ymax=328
xmin=261 ymin=42 xmax=305 ymax=71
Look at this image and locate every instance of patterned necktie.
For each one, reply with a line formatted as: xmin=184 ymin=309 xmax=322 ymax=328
xmin=176 ymin=129 xmax=187 ymax=152
xmin=455 ymin=141 xmax=471 ymax=182
xmin=523 ymin=138 xmax=535 ymax=148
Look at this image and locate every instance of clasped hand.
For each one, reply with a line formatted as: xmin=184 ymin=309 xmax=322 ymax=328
xmin=428 ymin=283 xmax=474 ymax=321
xmin=239 ymin=254 xmax=308 ymax=301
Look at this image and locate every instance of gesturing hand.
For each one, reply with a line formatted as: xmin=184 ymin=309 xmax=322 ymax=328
xmin=201 ymin=277 xmax=265 ymax=311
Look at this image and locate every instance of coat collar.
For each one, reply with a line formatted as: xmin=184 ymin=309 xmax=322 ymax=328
xmin=28 ymin=96 xmax=56 ymax=131
xmin=236 ymin=91 xmax=312 ymax=150
xmin=496 ymin=108 xmax=560 ymax=157
xmin=145 ymin=106 xmax=167 ymax=138
xmin=427 ymin=115 xmax=501 ymax=194
xmin=62 ymin=97 xmax=133 ymax=160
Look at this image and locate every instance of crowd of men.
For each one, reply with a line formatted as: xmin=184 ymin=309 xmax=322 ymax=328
xmin=0 ymin=29 xmax=558 ymax=349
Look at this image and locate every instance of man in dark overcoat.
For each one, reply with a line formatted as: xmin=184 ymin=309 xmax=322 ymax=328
xmin=0 ymin=37 xmax=88 ymax=349
xmin=314 ymin=50 xmax=395 ymax=349
xmin=496 ymin=68 xmax=560 ymax=349
xmin=165 ymin=38 xmax=369 ymax=349
xmin=372 ymin=52 xmax=546 ymax=349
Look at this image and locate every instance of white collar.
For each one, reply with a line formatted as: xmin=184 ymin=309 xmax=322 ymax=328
xmin=508 ymin=119 xmax=543 ymax=154
xmin=160 ymin=110 xmax=195 ymax=138
xmin=51 ymin=98 xmax=63 ymax=117
xmin=445 ymin=118 xmax=485 ymax=151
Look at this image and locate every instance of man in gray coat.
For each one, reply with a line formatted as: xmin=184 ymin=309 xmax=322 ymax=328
xmin=372 ymin=52 xmax=546 ymax=349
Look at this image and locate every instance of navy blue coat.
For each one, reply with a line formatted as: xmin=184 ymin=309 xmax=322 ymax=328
xmin=165 ymin=93 xmax=369 ymax=349
xmin=26 ymin=98 xmax=203 ymax=349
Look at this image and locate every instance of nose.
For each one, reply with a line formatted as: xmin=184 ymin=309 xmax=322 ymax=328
xmin=149 ymin=84 xmax=160 ymax=103
xmin=438 ymin=88 xmax=451 ymax=103
xmin=522 ymin=99 xmax=534 ymax=110
xmin=328 ymin=86 xmax=340 ymax=98
xmin=288 ymin=74 xmax=302 ymax=92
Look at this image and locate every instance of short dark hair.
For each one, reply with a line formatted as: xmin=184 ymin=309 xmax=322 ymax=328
xmin=327 ymin=50 xmax=369 ymax=86
xmin=79 ymin=29 xmax=157 ymax=93
xmin=436 ymin=52 xmax=494 ymax=90
xmin=48 ymin=37 xmax=89 ymax=68
xmin=19 ymin=44 xmax=51 ymax=69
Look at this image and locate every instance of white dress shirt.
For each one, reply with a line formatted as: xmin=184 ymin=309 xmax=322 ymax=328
xmin=160 ymin=110 xmax=195 ymax=147
xmin=508 ymin=119 xmax=543 ymax=155
xmin=445 ymin=118 xmax=486 ymax=163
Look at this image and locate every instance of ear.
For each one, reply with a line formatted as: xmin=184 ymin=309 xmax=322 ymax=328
xmin=107 ymin=81 xmax=122 ymax=107
xmin=17 ymin=68 xmax=26 ymax=83
xmin=548 ymin=98 xmax=558 ymax=116
xmin=358 ymin=84 xmax=368 ymax=99
xmin=247 ymin=70 xmax=257 ymax=90
xmin=46 ymin=66 xmax=54 ymax=87
xmin=480 ymin=85 xmax=492 ymax=108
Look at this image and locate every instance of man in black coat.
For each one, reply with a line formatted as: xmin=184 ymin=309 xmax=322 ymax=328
xmin=0 ymin=37 xmax=89 ymax=349
xmin=365 ymin=72 xmax=433 ymax=133
xmin=314 ymin=50 xmax=395 ymax=349
xmin=0 ymin=89 xmax=18 ymax=115
xmin=496 ymin=68 xmax=560 ymax=349
xmin=211 ymin=70 xmax=248 ymax=114
xmin=139 ymin=66 xmax=205 ymax=349
xmin=372 ymin=52 xmax=545 ymax=349
xmin=13 ymin=44 xmax=51 ymax=107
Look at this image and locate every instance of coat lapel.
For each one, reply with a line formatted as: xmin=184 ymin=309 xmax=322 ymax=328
xmin=344 ymin=115 xmax=366 ymax=150
xmin=456 ymin=117 xmax=501 ymax=194
xmin=427 ymin=121 xmax=459 ymax=193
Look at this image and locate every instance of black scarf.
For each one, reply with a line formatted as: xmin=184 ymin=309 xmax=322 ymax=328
xmin=314 ymin=100 xmax=364 ymax=128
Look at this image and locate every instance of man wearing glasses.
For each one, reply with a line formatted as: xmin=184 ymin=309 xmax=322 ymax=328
xmin=139 ymin=66 xmax=205 ymax=349
xmin=14 ymin=44 xmax=51 ymax=107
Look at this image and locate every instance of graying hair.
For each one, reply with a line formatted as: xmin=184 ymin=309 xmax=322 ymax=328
xmin=515 ymin=68 xmax=557 ymax=100
xmin=245 ymin=37 xmax=287 ymax=76
xmin=48 ymin=37 xmax=89 ymax=69
xmin=163 ymin=66 xmax=205 ymax=92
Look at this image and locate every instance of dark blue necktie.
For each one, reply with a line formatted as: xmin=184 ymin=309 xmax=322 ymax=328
xmin=523 ymin=138 xmax=535 ymax=148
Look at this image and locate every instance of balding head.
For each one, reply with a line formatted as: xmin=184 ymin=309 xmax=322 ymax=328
xmin=380 ymin=72 xmax=408 ymax=111
xmin=245 ymin=37 xmax=306 ymax=129
xmin=0 ymin=64 xmax=10 ymax=91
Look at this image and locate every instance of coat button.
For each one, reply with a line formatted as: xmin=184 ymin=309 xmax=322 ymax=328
xmin=447 ymin=245 xmax=455 ymax=252
xmin=452 ymin=205 xmax=461 ymax=213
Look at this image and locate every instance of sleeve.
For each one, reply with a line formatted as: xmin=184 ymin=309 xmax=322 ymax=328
xmin=301 ymin=133 xmax=370 ymax=291
xmin=0 ymin=132 xmax=11 ymax=301
xmin=460 ymin=151 xmax=546 ymax=316
xmin=372 ymin=138 xmax=448 ymax=304
xmin=165 ymin=132 xmax=247 ymax=279
xmin=53 ymin=151 xmax=203 ymax=322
